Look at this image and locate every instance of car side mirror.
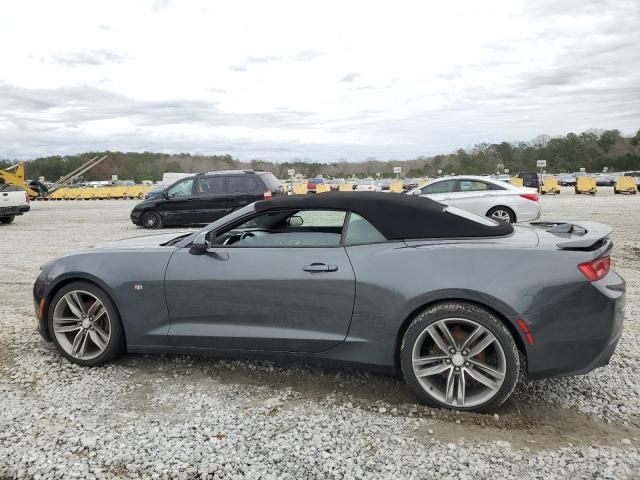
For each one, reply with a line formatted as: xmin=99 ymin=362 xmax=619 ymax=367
xmin=189 ymin=232 xmax=209 ymax=255
xmin=287 ymin=215 xmax=303 ymax=226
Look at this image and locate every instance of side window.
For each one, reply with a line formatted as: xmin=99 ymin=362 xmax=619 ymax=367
xmin=459 ymin=180 xmax=489 ymax=192
xmin=345 ymin=213 xmax=386 ymax=244
xmin=211 ymin=210 xmax=346 ymax=247
xmin=227 ymin=176 xmax=259 ymax=194
xmin=167 ymin=178 xmax=194 ymax=198
xmin=296 ymin=210 xmax=345 ymax=227
xmin=196 ymin=176 xmax=226 ymax=195
xmin=422 ymin=180 xmax=455 ymax=194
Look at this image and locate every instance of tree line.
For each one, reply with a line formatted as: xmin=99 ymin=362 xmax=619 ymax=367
xmin=1 ymin=128 xmax=639 ymax=183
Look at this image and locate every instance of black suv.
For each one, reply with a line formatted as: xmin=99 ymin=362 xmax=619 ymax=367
xmin=516 ymin=171 xmax=540 ymax=189
xmin=130 ymin=170 xmax=283 ymax=229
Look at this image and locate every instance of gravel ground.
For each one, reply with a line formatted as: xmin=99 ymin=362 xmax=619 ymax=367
xmin=1 ymin=188 xmax=639 ymax=479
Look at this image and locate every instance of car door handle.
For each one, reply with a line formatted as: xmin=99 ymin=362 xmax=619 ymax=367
xmin=303 ymin=263 xmax=338 ymax=273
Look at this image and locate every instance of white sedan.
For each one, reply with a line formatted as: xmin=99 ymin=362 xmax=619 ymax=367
xmin=408 ymin=176 xmax=541 ymax=223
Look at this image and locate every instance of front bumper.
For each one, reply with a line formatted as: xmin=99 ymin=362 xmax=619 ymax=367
xmin=523 ymin=270 xmax=626 ymax=379
xmin=33 ymin=272 xmax=52 ymax=342
xmin=130 ymin=209 xmax=142 ymax=225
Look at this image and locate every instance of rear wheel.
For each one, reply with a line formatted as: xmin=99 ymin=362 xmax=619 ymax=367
xmin=141 ymin=210 xmax=163 ymax=229
xmin=0 ymin=216 xmax=15 ymax=224
xmin=400 ymin=302 xmax=520 ymax=412
xmin=487 ymin=206 xmax=515 ymax=224
xmin=48 ymin=281 xmax=125 ymax=366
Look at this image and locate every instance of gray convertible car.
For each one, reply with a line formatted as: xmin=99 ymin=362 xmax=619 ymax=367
xmin=34 ymin=193 xmax=625 ymax=411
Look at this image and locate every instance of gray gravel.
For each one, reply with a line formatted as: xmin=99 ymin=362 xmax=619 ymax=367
xmin=1 ymin=189 xmax=639 ymax=479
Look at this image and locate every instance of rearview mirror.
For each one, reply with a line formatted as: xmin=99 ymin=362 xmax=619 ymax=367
xmin=287 ymin=215 xmax=303 ymax=227
xmin=189 ymin=232 xmax=208 ymax=255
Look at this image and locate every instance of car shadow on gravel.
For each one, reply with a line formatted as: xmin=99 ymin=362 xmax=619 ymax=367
xmin=114 ymin=352 xmax=640 ymax=451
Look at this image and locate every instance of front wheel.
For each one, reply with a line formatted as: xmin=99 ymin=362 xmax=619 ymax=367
xmin=141 ymin=210 xmax=163 ymax=229
xmin=48 ymin=281 xmax=125 ymax=366
xmin=0 ymin=216 xmax=15 ymax=224
xmin=400 ymin=302 xmax=520 ymax=412
xmin=487 ymin=206 xmax=515 ymax=224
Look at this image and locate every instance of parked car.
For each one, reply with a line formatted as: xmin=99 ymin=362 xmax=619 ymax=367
xmin=130 ymin=170 xmax=283 ymax=229
xmin=516 ymin=172 xmax=540 ymax=189
xmin=408 ymin=176 xmax=540 ymax=223
xmin=402 ymin=178 xmax=420 ymax=191
xmin=355 ymin=180 xmax=382 ymax=192
xmin=557 ymin=173 xmax=575 ymax=186
xmin=0 ymin=184 xmax=30 ymax=224
xmin=144 ymin=186 xmax=165 ymax=199
xmin=307 ymin=177 xmax=327 ymax=192
xmin=595 ymin=174 xmax=615 ymax=186
xmin=34 ymin=192 xmax=625 ymax=412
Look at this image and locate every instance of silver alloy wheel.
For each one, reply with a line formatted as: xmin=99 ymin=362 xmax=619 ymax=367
xmin=52 ymin=290 xmax=111 ymax=360
xmin=144 ymin=214 xmax=158 ymax=228
xmin=411 ymin=318 xmax=507 ymax=408
xmin=491 ymin=209 xmax=512 ymax=223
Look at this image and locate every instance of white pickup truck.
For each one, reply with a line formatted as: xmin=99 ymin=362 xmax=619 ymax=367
xmin=0 ymin=185 xmax=30 ymax=224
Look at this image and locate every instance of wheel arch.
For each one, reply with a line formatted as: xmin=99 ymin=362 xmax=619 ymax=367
xmin=394 ymin=297 xmax=527 ymax=369
xmin=42 ymin=274 xmax=125 ymax=344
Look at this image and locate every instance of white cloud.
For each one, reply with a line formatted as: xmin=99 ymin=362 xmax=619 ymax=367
xmin=0 ymin=0 xmax=638 ymax=160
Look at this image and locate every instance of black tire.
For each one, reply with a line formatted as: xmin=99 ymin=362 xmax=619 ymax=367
xmin=47 ymin=281 xmax=126 ymax=366
xmin=141 ymin=210 xmax=163 ymax=229
xmin=486 ymin=206 xmax=515 ymax=224
xmin=0 ymin=216 xmax=15 ymax=224
xmin=400 ymin=302 xmax=520 ymax=412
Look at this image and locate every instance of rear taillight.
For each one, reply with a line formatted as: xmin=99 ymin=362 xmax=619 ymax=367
xmin=519 ymin=193 xmax=539 ymax=202
xmin=578 ymin=256 xmax=610 ymax=282
xmin=25 ymin=192 xmax=30 ymax=203
xmin=263 ymin=191 xmax=272 ymax=200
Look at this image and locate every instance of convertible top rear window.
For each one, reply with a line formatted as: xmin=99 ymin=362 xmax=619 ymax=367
xmin=444 ymin=206 xmax=500 ymax=226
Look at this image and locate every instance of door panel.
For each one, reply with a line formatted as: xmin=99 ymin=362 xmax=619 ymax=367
xmin=163 ymin=178 xmax=197 ymax=225
xmin=227 ymin=175 xmax=263 ymax=211
xmin=448 ymin=180 xmax=493 ymax=215
xmin=446 ymin=191 xmax=492 ymax=215
xmin=165 ymin=247 xmax=356 ymax=352
xmin=194 ymin=176 xmax=231 ymax=224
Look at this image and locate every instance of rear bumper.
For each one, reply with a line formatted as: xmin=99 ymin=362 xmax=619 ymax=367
xmin=0 ymin=205 xmax=30 ymax=216
xmin=523 ymin=270 xmax=625 ymax=379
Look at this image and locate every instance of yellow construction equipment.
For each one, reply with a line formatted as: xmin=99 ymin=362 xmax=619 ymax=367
xmin=575 ymin=176 xmax=597 ymax=195
xmin=511 ymin=177 xmax=524 ymax=187
xmin=541 ymin=176 xmax=560 ymax=195
xmin=292 ymin=184 xmax=308 ymax=195
xmin=48 ymin=185 xmax=154 ymax=200
xmin=0 ymin=162 xmax=40 ymax=197
xmin=338 ymin=183 xmax=353 ymax=192
xmin=0 ymin=155 xmax=109 ymax=199
xmin=389 ymin=181 xmax=404 ymax=193
xmin=315 ymin=184 xmax=331 ymax=193
xmin=614 ymin=176 xmax=637 ymax=195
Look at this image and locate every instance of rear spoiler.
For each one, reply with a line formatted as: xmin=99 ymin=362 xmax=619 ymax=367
xmin=531 ymin=221 xmax=613 ymax=249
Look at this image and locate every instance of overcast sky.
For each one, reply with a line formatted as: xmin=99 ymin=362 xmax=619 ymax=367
xmin=1 ymin=0 xmax=638 ymax=161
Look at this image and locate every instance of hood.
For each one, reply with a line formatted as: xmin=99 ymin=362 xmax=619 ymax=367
xmin=95 ymin=231 xmax=192 ymax=248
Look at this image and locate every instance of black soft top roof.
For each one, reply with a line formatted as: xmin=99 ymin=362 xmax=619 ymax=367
xmin=255 ymin=192 xmax=513 ymax=240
